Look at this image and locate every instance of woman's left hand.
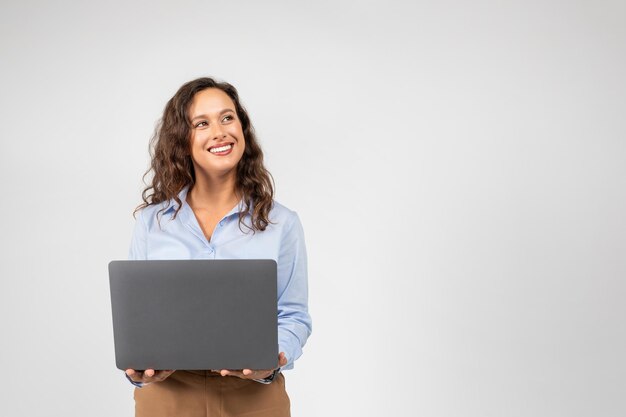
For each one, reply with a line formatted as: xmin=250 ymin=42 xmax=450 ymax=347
xmin=215 ymin=352 xmax=287 ymax=379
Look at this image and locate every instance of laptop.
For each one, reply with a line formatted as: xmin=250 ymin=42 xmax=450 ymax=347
xmin=109 ymin=259 xmax=278 ymax=371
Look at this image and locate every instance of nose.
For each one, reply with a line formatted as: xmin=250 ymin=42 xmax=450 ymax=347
xmin=210 ymin=123 xmax=226 ymax=141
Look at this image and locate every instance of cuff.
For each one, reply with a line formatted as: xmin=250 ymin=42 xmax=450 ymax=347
xmin=253 ymin=368 xmax=280 ymax=385
xmin=125 ymin=372 xmax=150 ymax=388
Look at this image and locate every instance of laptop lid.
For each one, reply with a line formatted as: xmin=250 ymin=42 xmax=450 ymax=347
xmin=109 ymin=259 xmax=277 ymax=371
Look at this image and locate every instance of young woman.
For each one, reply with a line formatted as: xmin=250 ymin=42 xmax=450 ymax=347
xmin=124 ymin=77 xmax=312 ymax=417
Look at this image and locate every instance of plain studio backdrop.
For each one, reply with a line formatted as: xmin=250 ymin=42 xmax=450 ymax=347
xmin=1 ymin=1 xmax=624 ymax=416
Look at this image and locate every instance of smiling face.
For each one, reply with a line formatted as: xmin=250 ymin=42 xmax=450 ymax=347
xmin=188 ymin=88 xmax=246 ymax=180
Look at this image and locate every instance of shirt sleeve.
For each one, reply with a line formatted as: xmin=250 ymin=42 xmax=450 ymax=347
xmin=276 ymin=212 xmax=312 ymax=370
xmin=124 ymin=210 xmax=149 ymax=387
xmin=128 ymin=210 xmax=148 ymax=261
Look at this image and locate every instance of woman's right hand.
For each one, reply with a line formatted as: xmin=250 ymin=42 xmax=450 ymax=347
xmin=126 ymin=368 xmax=175 ymax=384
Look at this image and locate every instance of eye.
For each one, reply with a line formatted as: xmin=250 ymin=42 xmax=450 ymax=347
xmin=222 ymin=114 xmax=234 ymax=123
xmin=194 ymin=121 xmax=208 ymax=128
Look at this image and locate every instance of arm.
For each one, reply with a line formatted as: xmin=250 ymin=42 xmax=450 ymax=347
xmin=218 ymin=211 xmax=312 ymax=382
xmin=276 ymin=212 xmax=312 ymax=370
xmin=123 ymin=210 xmax=176 ymax=387
xmin=128 ymin=209 xmax=148 ymax=261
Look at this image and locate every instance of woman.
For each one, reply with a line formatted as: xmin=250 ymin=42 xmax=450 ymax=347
xmin=124 ymin=77 xmax=312 ymax=417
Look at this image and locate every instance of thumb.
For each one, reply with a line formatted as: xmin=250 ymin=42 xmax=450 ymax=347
xmin=278 ymin=352 xmax=288 ymax=367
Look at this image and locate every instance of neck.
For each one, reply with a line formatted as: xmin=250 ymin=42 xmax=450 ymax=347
xmin=187 ymin=170 xmax=240 ymax=210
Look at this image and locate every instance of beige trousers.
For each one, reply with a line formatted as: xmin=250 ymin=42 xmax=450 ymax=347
xmin=134 ymin=370 xmax=290 ymax=417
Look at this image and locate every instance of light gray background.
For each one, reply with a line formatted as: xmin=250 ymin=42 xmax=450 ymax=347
xmin=1 ymin=1 xmax=624 ymax=416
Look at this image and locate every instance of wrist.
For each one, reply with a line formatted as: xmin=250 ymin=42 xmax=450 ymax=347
xmin=253 ymin=368 xmax=279 ymax=384
xmin=125 ymin=372 xmax=150 ymax=388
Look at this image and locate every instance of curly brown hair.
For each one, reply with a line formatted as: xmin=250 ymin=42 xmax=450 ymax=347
xmin=135 ymin=77 xmax=275 ymax=232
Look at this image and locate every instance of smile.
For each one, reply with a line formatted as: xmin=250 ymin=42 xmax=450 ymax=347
xmin=208 ymin=143 xmax=234 ymax=154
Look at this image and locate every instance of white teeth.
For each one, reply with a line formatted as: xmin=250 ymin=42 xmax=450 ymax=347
xmin=209 ymin=144 xmax=233 ymax=153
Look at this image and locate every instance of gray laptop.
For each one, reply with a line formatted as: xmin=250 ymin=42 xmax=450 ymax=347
xmin=109 ymin=259 xmax=278 ymax=371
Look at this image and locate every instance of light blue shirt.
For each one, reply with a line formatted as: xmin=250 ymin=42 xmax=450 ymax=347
xmin=128 ymin=186 xmax=312 ymax=371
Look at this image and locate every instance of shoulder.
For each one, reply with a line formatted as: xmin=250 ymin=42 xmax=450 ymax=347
xmin=269 ymin=200 xmax=300 ymax=227
xmin=267 ymin=200 xmax=306 ymax=240
xmin=133 ymin=201 xmax=176 ymax=230
xmin=135 ymin=187 xmax=188 ymax=226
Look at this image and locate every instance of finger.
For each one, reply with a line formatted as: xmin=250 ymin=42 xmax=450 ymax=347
xmin=142 ymin=369 xmax=174 ymax=383
xmin=144 ymin=369 xmax=155 ymax=377
xmin=125 ymin=369 xmax=144 ymax=382
xmin=222 ymin=369 xmax=247 ymax=379
xmin=278 ymin=352 xmax=288 ymax=367
xmin=243 ymin=369 xmax=253 ymax=376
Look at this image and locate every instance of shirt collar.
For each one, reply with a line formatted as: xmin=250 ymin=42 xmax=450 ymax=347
xmin=162 ymin=185 xmax=249 ymax=218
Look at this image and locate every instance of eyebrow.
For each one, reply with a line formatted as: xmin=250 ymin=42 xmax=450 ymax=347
xmin=190 ymin=108 xmax=235 ymax=122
